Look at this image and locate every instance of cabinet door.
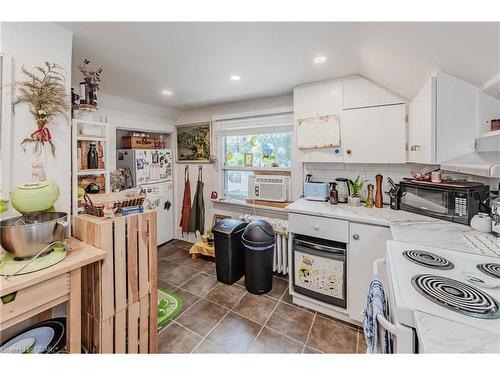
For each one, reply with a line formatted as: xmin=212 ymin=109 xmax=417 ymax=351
xmin=342 ymin=104 xmax=407 ymax=163
xmin=408 ymin=76 xmax=436 ymax=164
xmin=435 ymin=71 xmax=477 ymax=163
xmin=347 ymin=223 xmax=392 ymax=322
xmin=293 ymin=81 xmax=344 ymax=163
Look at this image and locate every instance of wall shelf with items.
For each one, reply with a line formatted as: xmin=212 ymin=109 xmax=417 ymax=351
xmin=71 ymin=119 xmax=111 ymax=228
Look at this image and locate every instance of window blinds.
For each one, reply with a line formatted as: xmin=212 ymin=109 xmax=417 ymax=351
xmin=213 ymin=112 xmax=293 ymax=136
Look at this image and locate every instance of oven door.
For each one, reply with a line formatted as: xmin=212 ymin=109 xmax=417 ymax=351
xmin=292 ymin=236 xmax=347 ymax=308
xmin=400 ymin=185 xmax=453 ymax=221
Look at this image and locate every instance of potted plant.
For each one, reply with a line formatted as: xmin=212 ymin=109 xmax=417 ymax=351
xmin=347 ymin=176 xmax=366 ymax=207
xmin=78 ymin=59 xmax=102 ymax=109
xmin=206 ymin=227 xmax=214 ymax=245
xmin=12 ymin=62 xmax=69 ymax=157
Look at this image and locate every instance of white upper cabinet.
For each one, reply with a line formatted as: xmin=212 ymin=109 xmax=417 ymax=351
xmin=293 ymin=80 xmax=344 ymax=163
xmin=342 ymin=104 xmax=407 ymax=163
xmin=408 ymin=71 xmax=478 ymax=164
xmin=342 ymin=76 xmax=404 ymax=110
xmin=293 ymin=76 xmax=407 ymax=164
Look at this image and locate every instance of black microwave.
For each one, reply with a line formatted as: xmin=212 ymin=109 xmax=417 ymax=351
xmin=398 ymin=180 xmax=489 ymax=225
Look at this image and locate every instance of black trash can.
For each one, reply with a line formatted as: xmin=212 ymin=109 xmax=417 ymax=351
xmin=213 ymin=219 xmax=248 ymax=285
xmin=242 ymin=220 xmax=275 ymax=295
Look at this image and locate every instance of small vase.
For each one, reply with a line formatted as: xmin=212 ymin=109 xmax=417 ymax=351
xmin=79 ymin=79 xmax=98 ymax=108
xmin=348 ymin=196 xmax=361 ymax=207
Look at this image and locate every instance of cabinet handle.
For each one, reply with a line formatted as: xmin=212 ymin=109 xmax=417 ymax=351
xmin=346 ymin=149 xmax=352 ymax=155
xmin=352 ymin=234 xmax=360 ymax=240
xmin=313 ymin=225 xmax=319 ymax=231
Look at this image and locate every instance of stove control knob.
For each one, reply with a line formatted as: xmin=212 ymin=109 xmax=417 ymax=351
xmin=352 ymin=234 xmax=360 ymax=240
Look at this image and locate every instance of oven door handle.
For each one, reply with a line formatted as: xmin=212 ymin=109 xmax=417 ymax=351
xmin=294 ymin=239 xmax=345 ymax=255
xmin=294 ymin=244 xmax=345 ymax=260
xmin=376 ymin=314 xmax=397 ymax=335
xmin=373 ymin=258 xmax=398 ymax=335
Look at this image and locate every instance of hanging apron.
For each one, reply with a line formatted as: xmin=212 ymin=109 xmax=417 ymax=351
xmin=188 ymin=166 xmax=205 ymax=235
xmin=179 ymin=166 xmax=192 ymax=235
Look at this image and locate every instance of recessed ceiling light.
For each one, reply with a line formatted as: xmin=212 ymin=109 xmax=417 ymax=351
xmin=313 ymin=56 xmax=327 ymax=64
xmin=229 ymin=75 xmax=241 ymax=81
xmin=162 ymin=90 xmax=173 ymax=96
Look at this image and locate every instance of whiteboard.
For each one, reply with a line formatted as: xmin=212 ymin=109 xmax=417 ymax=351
xmin=296 ymin=114 xmax=340 ymax=149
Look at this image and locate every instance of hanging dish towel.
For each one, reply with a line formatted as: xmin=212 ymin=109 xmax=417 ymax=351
xmin=362 ymin=276 xmax=392 ymax=354
xmin=188 ymin=166 xmax=205 ymax=235
xmin=179 ymin=166 xmax=192 ymax=235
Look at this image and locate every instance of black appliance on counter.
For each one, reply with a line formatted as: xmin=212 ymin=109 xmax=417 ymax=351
xmin=398 ymin=179 xmax=489 ymax=225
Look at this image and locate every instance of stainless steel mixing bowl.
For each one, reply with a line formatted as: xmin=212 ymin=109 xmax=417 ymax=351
xmin=0 ymin=212 xmax=69 ymax=258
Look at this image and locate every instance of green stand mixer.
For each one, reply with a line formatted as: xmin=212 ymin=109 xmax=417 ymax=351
xmin=0 ymin=179 xmax=69 ymax=276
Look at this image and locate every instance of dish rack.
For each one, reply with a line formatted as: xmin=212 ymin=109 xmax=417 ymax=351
xmin=82 ymin=188 xmax=145 ymax=217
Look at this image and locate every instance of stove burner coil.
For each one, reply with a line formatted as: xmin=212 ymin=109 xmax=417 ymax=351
xmin=476 ymin=263 xmax=500 ymax=280
xmin=411 ymin=274 xmax=500 ymax=319
xmin=403 ymin=250 xmax=454 ymax=270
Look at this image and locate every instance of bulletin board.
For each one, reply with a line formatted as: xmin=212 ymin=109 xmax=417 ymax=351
xmin=296 ymin=114 xmax=340 ymax=149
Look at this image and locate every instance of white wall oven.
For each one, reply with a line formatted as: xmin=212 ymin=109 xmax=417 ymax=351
xmin=292 ymin=234 xmax=347 ymax=308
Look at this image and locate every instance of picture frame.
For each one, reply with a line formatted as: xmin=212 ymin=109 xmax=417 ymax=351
xmin=212 ymin=214 xmax=231 ymax=228
xmin=244 ymin=152 xmax=253 ymax=167
xmin=175 ymin=122 xmax=212 ymax=163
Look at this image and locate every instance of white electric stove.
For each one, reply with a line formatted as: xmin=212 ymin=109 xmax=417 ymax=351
xmin=383 ymin=240 xmax=500 ymax=353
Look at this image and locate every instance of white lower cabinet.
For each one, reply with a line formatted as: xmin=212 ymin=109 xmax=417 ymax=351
xmin=347 ymin=222 xmax=392 ymax=322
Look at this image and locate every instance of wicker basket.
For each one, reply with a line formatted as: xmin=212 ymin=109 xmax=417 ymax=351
xmin=82 ymin=190 xmax=146 ymax=217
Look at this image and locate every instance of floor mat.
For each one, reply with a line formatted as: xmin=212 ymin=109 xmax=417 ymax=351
xmin=157 ymin=288 xmax=182 ymax=330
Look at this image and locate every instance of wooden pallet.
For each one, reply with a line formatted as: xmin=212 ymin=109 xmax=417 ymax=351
xmin=75 ymin=211 xmax=158 ymax=353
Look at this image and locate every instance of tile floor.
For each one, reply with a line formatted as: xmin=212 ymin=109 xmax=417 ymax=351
xmin=157 ymin=239 xmax=368 ymax=354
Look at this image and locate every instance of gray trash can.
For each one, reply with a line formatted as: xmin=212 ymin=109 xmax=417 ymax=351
xmin=213 ymin=219 xmax=248 ymax=285
xmin=242 ymin=220 xmax=275 ymax=294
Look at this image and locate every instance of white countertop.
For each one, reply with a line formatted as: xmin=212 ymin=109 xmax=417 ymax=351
xmin=414 ymin=311 xmax=500 ymax=353
xmin=286 ymin=199 xmax=499 ymax=258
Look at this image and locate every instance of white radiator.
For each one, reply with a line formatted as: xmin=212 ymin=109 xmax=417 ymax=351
xmin=273 ymin=233 xmax=289 ymax=275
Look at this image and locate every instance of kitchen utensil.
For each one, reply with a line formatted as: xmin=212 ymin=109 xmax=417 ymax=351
xmin=10 ymin=180 xmax=59 ymax=216
xmin=470 ymin=213 xmax=492 ymax=233
xmin=375 ymin=174 xmax=383 ymax=208
xmin=335 ymin=178 xmax=352 ymax=203
xmin=85 ymin=182 xmax=100 ymax=194
xmin=0 ymin=212 xmax=69 ymax=259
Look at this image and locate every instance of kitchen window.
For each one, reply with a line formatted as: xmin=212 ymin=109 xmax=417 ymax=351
xmin=214 ymin=111 xmax=293 ymax=201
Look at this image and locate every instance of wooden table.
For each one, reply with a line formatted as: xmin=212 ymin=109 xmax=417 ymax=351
xmin=0 ymin=238 xmax=106 ymax=353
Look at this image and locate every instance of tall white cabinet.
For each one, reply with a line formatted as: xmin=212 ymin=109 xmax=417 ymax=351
xmin=408 ymin=71 xmax=478 ymax=164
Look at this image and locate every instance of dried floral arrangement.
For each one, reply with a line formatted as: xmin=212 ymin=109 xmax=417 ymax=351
xmin=78 ymin=59 xmax=103 ymax=90
xmin=12 ymin=62 xmax=69 ymax=156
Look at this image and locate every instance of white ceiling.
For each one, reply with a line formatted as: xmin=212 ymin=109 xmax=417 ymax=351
xmin=60 ymin=22 xmax=500 ymax=110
